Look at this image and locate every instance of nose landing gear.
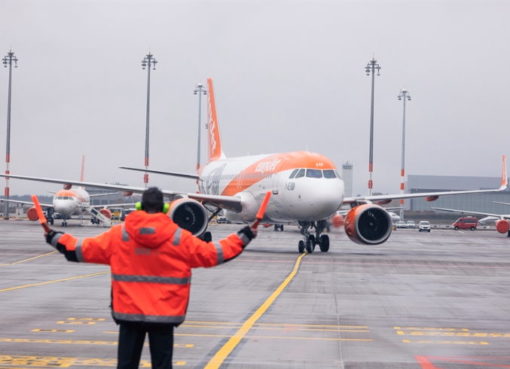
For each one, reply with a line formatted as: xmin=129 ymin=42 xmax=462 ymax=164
xmin=298 ymin=220 xmax=330 ymax=253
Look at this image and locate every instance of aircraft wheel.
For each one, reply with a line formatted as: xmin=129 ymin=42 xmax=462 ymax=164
xmin=305 ymin=237 xmax=314 ymax=253
xmin=319 ymin=234 xmax=330 ymax=252
xmin=298 ymin=240 xmax=305 ymax=253
xmin=202 ymin=231 xmax=212 ymax=242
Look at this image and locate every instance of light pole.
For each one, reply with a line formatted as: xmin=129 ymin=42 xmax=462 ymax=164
xmin=398 ymin=89 xmax=411 ymax=221
xmin=3 ymin=50 xmax=18 ymax=219
xmin=141 ymin=52 xmax=157 ymax=187
xmin=365 ymin=57 xmax=381 ymax=196
xmin=193 ymin=83 xmax=207 ymax=173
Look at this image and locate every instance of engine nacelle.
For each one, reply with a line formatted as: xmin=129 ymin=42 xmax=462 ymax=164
xmin=344 ymin=204 xmax=392 ymax=245
xmin=496 ymin=219 xmax=510 ymax=234
xmin=99 ymin=208 xmax=112 ymax=219
xmin=26 ymin=207 xmax=38 ymax=221
xmin=169 ymin=198 xmax=208 ymax=236
xmin=331 ymin=213 xmax=344 ymax=228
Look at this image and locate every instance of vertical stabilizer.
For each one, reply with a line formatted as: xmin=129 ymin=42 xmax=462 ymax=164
xmin=500 ymin=154 xmax=508 ymax=190
xmin=207 ymin=78 xmax=225 ymax=161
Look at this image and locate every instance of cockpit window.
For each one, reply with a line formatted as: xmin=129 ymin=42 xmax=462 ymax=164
xmin=323 ymin=170 xmax=337 ymax=179
xmin=289 ymin=169 xmax=299 ymax=179
xmin=306 ymin=169 xmax=322 ymax=178
xmin=295 ymin=169 xmax=305 ymax=178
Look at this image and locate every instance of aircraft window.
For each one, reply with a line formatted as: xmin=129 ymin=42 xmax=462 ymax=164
xmin=295 ymin=169 xmax=305 ymax=178
xmin=289 ymin=169 xmax=299 ymax=178
xmin=306 ymin=169 xmax=322 ymax=178
xmin=323 ymin=170 xmax=337 ymax=179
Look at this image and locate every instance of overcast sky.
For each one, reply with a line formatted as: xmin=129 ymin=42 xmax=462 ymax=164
xmin=0 ymin=0 xmax=509 ymax=196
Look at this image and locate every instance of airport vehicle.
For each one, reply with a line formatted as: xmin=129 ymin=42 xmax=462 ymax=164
xmin=452 ymin=216 xmax=479 ymax=230
xmin=1 ymin=79 xmax=508 ymax=253
xmin=216 ymin=216 xmax=230 ymax=224
xmin=406 ymin=220 xmax=417 ymax=229
xmin=434 ymin=206 xmax=510 ymax=236
xmin=418 ymin=220 xmax=431 ymax=232
xmin=395 ymin=220 xmax=407 ymax=229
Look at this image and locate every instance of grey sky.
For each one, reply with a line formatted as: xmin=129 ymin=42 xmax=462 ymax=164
xmin=0 ymin=0 xmax=509 ymax=196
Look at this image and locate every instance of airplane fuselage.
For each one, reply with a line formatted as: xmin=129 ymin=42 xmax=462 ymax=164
xmin=198 ymin=151 xmax=344 ymax=223
xmin=52 ymin=187 xmax=90 ymax=218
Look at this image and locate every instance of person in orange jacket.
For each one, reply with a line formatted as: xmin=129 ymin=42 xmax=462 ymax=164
xmin=44 ymin=187 xmax=256 ymax=369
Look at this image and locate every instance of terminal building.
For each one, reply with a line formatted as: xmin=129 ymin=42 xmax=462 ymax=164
xmin=407 ymin=174 xmax=510 ymax=213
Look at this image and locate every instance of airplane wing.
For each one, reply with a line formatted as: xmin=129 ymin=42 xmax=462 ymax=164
xmin=119 ymin=166 xmax=199 ymax=180
xmin=343 ymin=155 xmax=508 ymax=205
xmin=90 ymin=203 xmax=137 ymax=209
xmin=0 ymin=174 xmax=243 ymax=213
xmin=431 ymin=207 xmax=510 ymax=220
xmin=0 ymin=198 xmax=53 ymax=208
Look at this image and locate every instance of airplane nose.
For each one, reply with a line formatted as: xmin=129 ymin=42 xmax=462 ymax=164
xmin=292 ymin=179 xmax=344 ymax=220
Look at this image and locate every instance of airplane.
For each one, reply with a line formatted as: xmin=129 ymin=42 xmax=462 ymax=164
xmin=0 ymin=78 xmax=508 ymax=253
xmin=0 ymin=158 xmax=130 ymax=226
xmin=432 ymin=206 xmax=510 ymax=237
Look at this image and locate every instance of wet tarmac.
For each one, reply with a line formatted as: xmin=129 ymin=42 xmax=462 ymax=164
xmin=1 ymin=220 xmax=510 ymax=369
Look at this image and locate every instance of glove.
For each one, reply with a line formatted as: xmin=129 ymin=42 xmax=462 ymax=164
xmin=45 ymin=229 xmax=63 ymax=245
xmin=237 ymin=225 xmax=257 ymax=245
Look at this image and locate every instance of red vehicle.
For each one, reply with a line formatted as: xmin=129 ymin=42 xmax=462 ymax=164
xmin=452 ymin=216 xmax=479 ymax=230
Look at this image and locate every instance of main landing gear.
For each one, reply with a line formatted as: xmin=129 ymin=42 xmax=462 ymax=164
xmin=297 ymin=220 xmax=330 ymax=253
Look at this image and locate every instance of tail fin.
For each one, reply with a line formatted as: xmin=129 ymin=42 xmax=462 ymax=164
xmin=500 ymin=154 xmax=508 ymax=190
xmin=207 ymin=78 xmax=225 ymax=161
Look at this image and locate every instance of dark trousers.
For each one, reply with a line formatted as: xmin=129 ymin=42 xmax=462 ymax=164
xmin=117 ymin=322 xmax=174 ymax=369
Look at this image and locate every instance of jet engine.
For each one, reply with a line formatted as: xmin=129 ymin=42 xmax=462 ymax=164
xmin=26 ymin=207 xmax=39 ymax=221
xmin=99 ymin=208 xmax=112 ymax=219
xmin=344 ymin=204 xmax=392 ymax=245
xmin=496 ymin=219 xmax=510 ymax=234
xmin=169 ymin=198 xmax=208 ymax=236
xmin=331 ymin=213 xmax=345 ymax=228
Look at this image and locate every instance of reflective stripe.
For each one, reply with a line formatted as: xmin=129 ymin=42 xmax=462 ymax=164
xmin=50 ymin=233 xmax=63 ymax=248
xmin=112 ymin=273 xmax=190 ymax=285
xmin=172 ymin=228 xmax=182 ymax=246
xmin=121 ymin=226 xmax=130 ymax=242
xmin=139 ymin=227 xmax=155 ymax=235
xmin=113 ymin=312 xmax=185 ymax=324
xmin=214 ymin=242 xmax=224 ymax=264
xmin=238 ymin=233 xmax=250 ymax=246
xmin=75 ymin=239 xmax=84 ymax=262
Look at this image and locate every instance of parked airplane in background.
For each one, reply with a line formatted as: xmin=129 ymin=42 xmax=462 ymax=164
xmin=1 ymin=79 xmax=508 ymax=252
xmin=432 ymin=206 xmax=510 ymax=237
xmin=0 ymin=158 xmax=126 ymax=226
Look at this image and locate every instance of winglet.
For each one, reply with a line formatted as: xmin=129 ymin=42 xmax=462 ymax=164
xmin=500 ymin=155 xmax=508 ymax=190
xmin=206 ymin=78 xmax=225 ymax=162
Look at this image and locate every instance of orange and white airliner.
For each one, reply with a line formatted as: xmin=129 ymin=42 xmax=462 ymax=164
xmin=1 ymin=158 xmax=123 ymax=226
xmin=1 ymin=78 xmax=508 ymax=253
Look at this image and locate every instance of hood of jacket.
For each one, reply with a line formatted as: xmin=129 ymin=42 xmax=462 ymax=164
xmin=124 ymin=210 xmax=176 ymax=249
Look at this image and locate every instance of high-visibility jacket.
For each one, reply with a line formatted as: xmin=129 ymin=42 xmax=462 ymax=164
xmin=50 ymin=211 xmax=250 ymax=325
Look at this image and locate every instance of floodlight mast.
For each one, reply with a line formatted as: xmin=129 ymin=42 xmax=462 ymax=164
xmin=141 ymin=52 xmax=157 ymax=187
xmin=3 ymin=50 xmax=18 ymax=219
xmin=365 ymin=57 xmax=381 ymax=196
xmin=398 ymin=89 xmax=411 ymax=220
xmin=193 ymin=83 xmax=207 ymax=173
